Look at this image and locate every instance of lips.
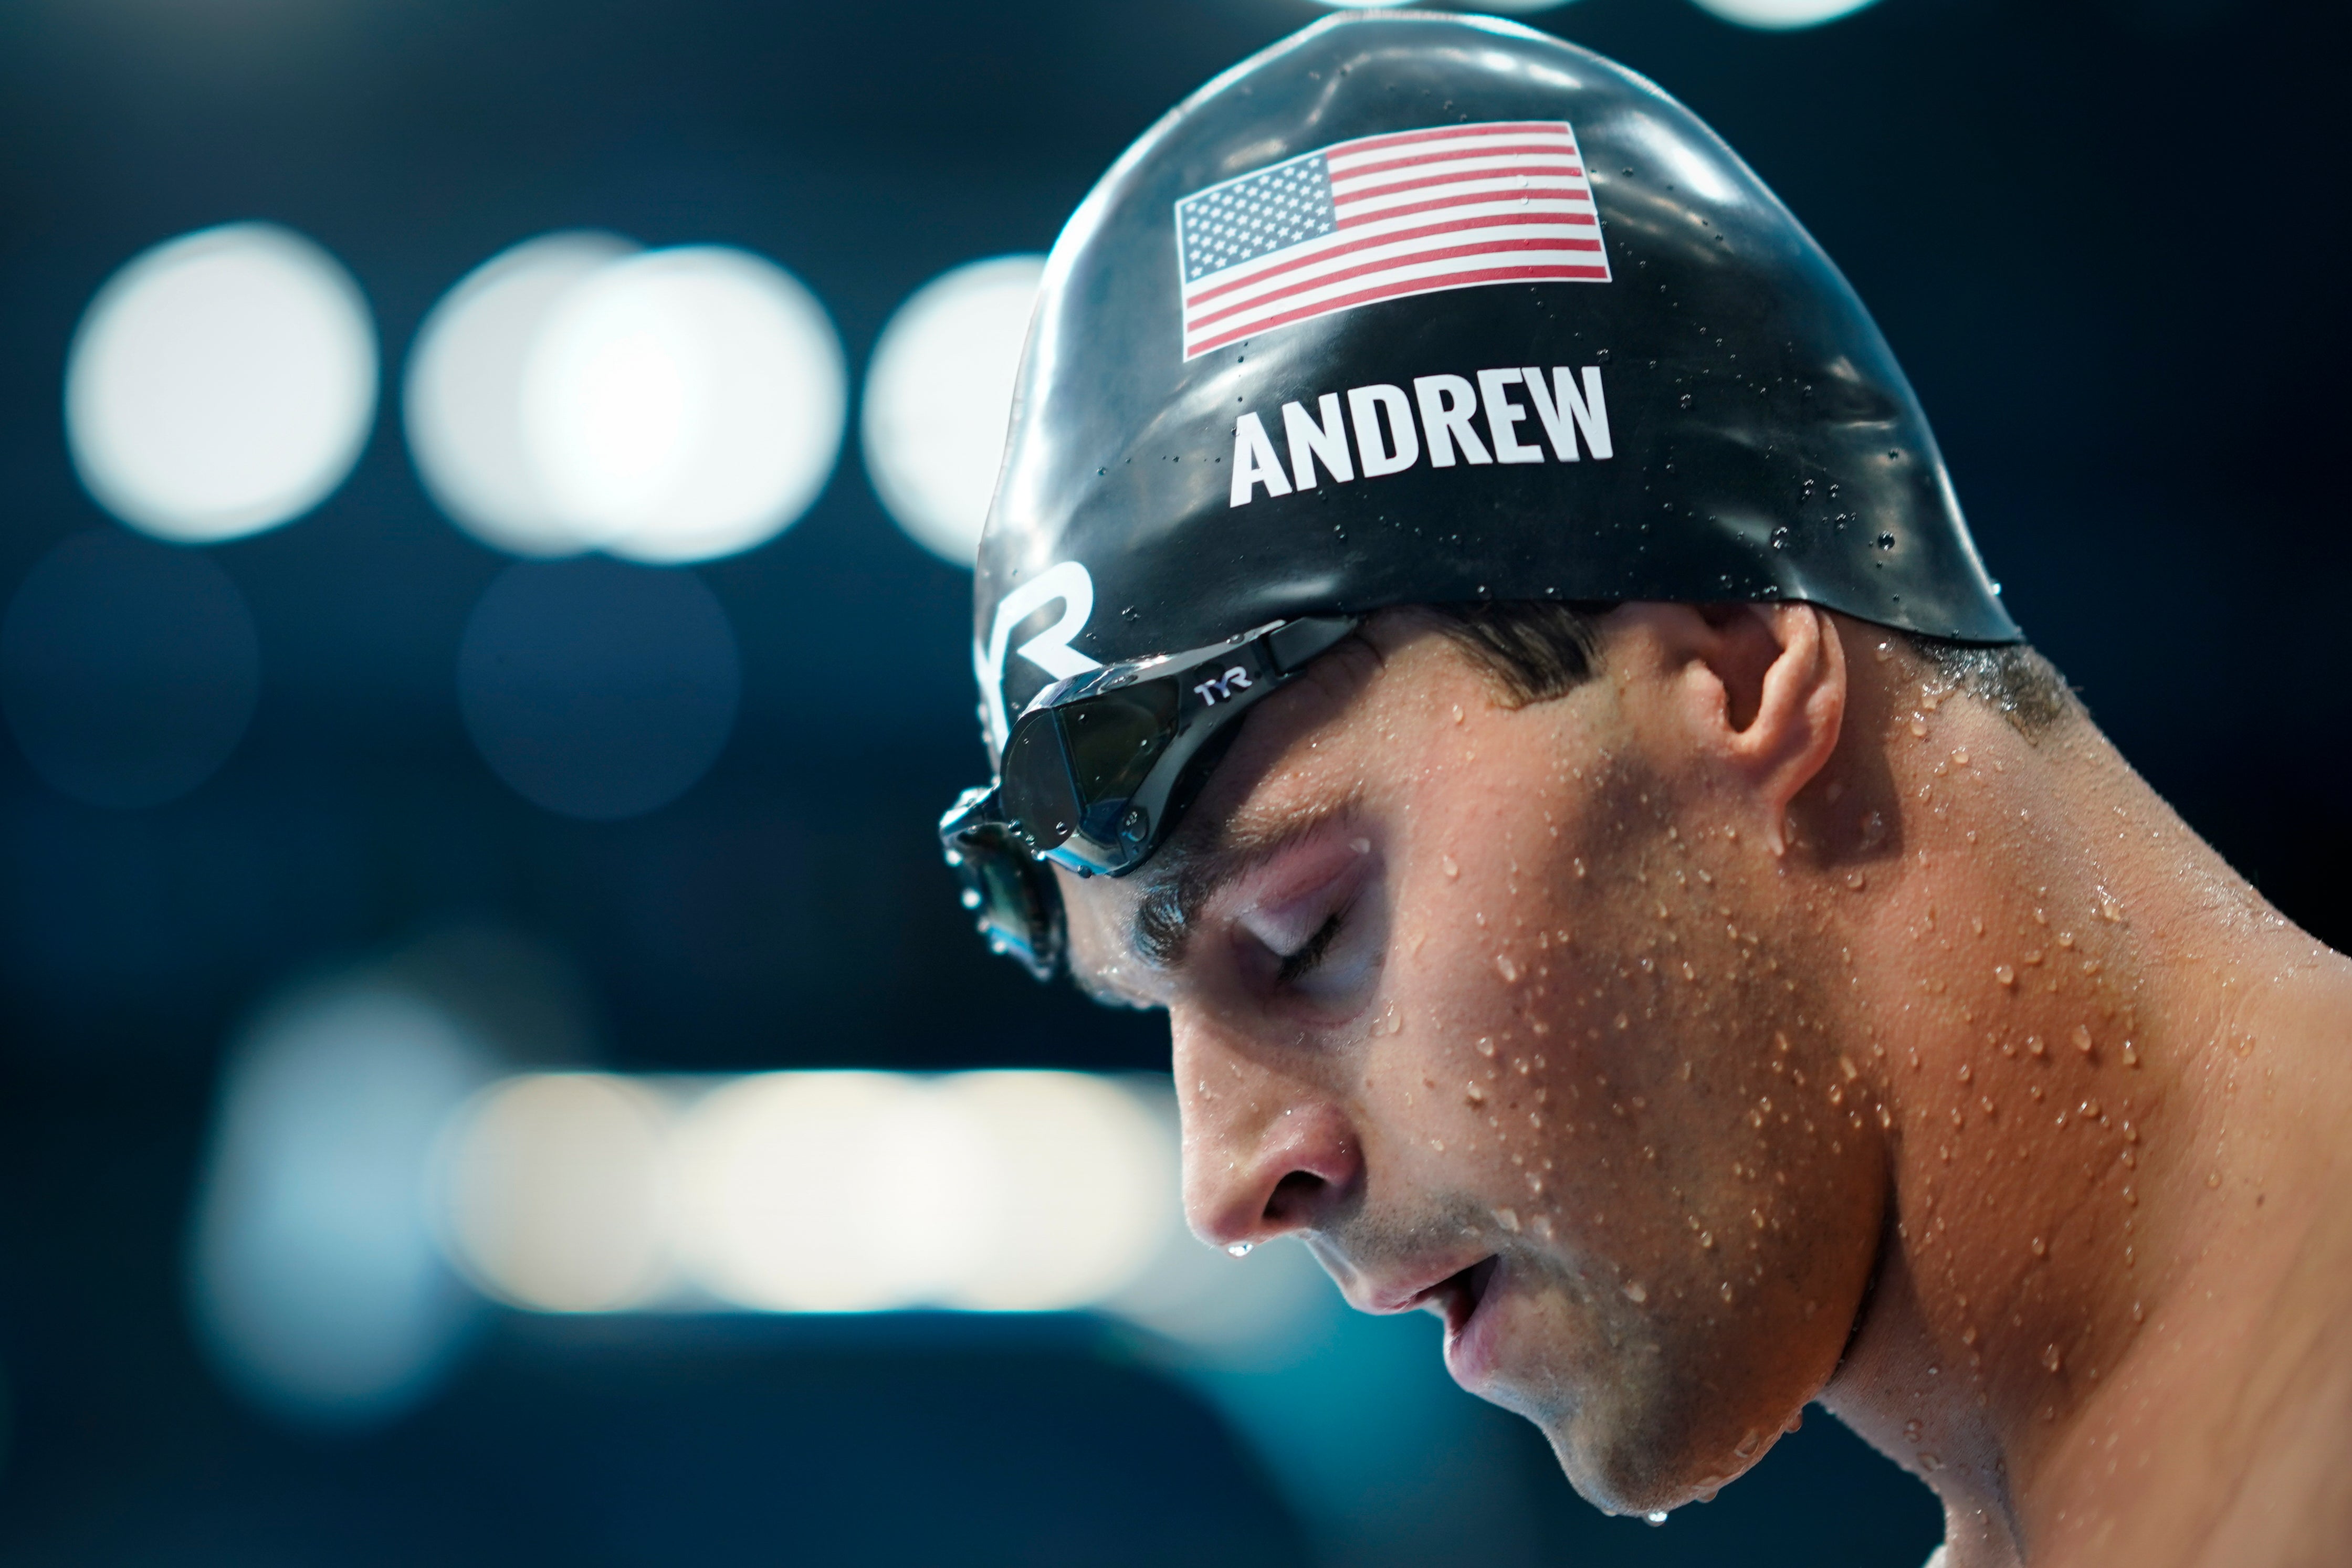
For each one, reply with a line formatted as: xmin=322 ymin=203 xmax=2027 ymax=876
xmin=1426 ymin=1255 xmax=1506 ymax=1389
xmin=1422 ymin=1255 xmax=1496 ymax=1334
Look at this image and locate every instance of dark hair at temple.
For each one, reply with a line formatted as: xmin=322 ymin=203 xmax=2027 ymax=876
xmin=1420 ymin=601 xmax=2075 ymax=738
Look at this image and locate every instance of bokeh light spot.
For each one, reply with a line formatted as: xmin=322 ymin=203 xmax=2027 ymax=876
xmin=1687 ymin=0 xmax=1881 ymax=28
xmin=522 ymin=246 xmax=847 ymax=563
xmin=674 ymin=1072 xmax=997 ymax=1312
xmin=188 ymin=983 xmax=492 ymax=1425
xmin=438 ymin=1073 xmax=676 ymax=1312
xmin=65 ymin=223 xmax=377 ymax=543
xmin=404 ymin=231 xmax=641 ymax=558
xmin=1 ymin=528 xmax=260 ymax=809
xmin=1304 ymin=0 xmax=1576 ymax=11
xmin=456 ymin=557 xmax=740 ymax=820
xmin=933 ymin=1071 xmax=1171 ymax=1311
xmin=862 ymin=255 xmax=1046 ymax=566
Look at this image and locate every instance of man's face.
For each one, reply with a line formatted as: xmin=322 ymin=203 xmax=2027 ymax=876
xmin=1063 ymin=614 xmax=1886 ymax=1513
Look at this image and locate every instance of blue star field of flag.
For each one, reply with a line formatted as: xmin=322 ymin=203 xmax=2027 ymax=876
xmin=1177 ymin=154 xmax=1338 ymax=282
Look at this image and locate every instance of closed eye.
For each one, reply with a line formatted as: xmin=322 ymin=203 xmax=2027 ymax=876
xmin=1275 ymin=907 xmax=1349 ymax=987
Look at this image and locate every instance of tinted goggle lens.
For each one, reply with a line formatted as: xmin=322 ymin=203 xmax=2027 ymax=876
xmin=943 ymin=615 xmax=1359 ymax=982
xmin=944 ymin=819 xmax=1064 ymax=981
xmin=1000 ymin=679 xmax=1180 ymax=862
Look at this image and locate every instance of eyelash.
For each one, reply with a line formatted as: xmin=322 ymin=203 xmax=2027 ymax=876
xmin=1275 ymin=904 xmax=1350 ymax=987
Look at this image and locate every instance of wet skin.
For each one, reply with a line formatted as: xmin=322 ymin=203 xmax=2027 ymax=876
xmin=1058 ymin=604 xmax=2352 ymax=1568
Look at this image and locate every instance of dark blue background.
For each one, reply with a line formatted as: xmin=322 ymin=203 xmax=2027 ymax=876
xmin=0 ymin=0 xmax=2341 ymax=1561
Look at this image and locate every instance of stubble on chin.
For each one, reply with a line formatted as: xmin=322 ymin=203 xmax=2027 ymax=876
xmin=1441 ymin=1234 xmax=1761 ymax=1518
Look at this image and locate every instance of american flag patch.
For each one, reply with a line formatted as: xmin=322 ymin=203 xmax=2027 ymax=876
xmin=1174 ymin=120 xmax=1609 ymax=360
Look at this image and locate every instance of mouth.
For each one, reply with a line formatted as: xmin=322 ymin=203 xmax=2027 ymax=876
xmin=1419 ymin=1255 xmax=1498 ymax=1334
xmin=1419 ymin=1255 xmax=1504 ymax=1387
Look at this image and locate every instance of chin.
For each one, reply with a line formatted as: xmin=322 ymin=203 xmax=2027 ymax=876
xmin=1545 ymin=1417 xmax=1703 ymax=1517
xmin=1504 ymin=1350 xmax=1758 ymax=1518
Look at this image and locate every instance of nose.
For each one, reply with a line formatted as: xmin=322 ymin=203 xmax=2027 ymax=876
xmin=1173 ymin=1010 xmax=1362 ymax=1251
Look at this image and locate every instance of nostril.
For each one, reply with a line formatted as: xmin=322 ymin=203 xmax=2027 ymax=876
xmin=1265 ymin=1170 xmax=1327 ymax=1227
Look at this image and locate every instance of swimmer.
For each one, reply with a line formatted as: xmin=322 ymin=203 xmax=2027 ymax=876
xmin=939 ymin=16 xmax=2352 ymax=1565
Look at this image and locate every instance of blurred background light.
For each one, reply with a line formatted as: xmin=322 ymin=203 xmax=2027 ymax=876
xmin=0 ymin=527 xmax=260 ymax=809
xmin=673 ymin=1071 xmax=1000 ymax=1311
xmin=1686 ymin=0 xmax=1881 ymax=28
xmin=435 ymin=1070 xmax=1184 ymax=1317
xmin=64 ymin=223 xmax=377 ymax=544
xmin=187 ymin=977 xmax=495 ymax=1426
xmin=520 ymin=245 xmax=847 ymax=564
xmin=1303 ymin=0 xmax=1576 ymax=12
xmin=862 ymin=254 xmax=1046 ymax=566
xmin=411 ymin=1064 xmax=1545 ymax=1563
xmin=437 ymin=1072 xmax=676 ymax=1311
xmin=404 ymin=231 xmax=642 ymax=558
xmin=455 ymin=556 xmax=740 ymax=820
xmin=928 ymin=1069 xmax=1170 ymax=1310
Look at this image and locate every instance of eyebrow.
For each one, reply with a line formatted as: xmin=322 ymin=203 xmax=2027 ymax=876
xmin=1129 ymin=795 xmax=1358 ymax=971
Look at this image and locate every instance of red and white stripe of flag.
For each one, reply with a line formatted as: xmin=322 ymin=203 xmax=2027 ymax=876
xmin=1181 ymin=120 xmax=1609 ymax=359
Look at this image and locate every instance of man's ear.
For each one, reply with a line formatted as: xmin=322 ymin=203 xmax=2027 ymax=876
xmin=1606 ymin=602 xmax=1848 ymax=855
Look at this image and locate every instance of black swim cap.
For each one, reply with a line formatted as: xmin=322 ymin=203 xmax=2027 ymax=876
xmin=973 ymin=10 xmax=2018 ymax=760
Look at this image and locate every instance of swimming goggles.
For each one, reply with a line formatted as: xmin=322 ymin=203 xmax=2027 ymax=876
xmin=939 ymin=615 xmax=1359 ymax=980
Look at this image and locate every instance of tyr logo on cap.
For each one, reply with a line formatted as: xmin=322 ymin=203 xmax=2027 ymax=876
xmin=976 ymin=560 xmax=1102 ymax=755
xmin=1173 ymin=120 xmax=1611 ymax=360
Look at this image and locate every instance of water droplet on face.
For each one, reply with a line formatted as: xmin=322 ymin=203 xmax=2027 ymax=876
xmin=1496 ymin=953 xmax=1520 ymax=983
xmin=1734 ymin=1429 xmax=1762 ymax=1459
xmin=1465 ymin=1082 xmax=1486 ymax=1106
xmin=1644 ymin=1510 xmax=1669 ymax=1526
xmin=2030 ymin=1236 xmax=2048 ymax=1258
xmin=2042 ymin=1343 xmax=2064 ymax=1374
xmin=1995 ymin=964 xmax=2017 ymax=986
xmin=2073 ymin=1024 xmax=2094 ymax=1054
xmin=1919 ymin=1452 xmax=1944 ymax=1473
xmin=1226 ymin=1242 xmax=1254 ymax=1258
xmin=1909 ymin=714 xmax=1930 ymax=738
xmin=1495 ymin=1207 xmax=1521 ymax=1233
xmin=1476 ymin=1037 xmax=1497 ymax=1058
xmin=2097 ymin=887 xmax=2124 ymax=922
xmin=1442 ymin=855 xmax=1461 ymax=878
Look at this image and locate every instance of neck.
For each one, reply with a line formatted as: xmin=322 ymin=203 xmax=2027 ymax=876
xmin=1799 ymin=662 xmax=2352 ymax=1566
